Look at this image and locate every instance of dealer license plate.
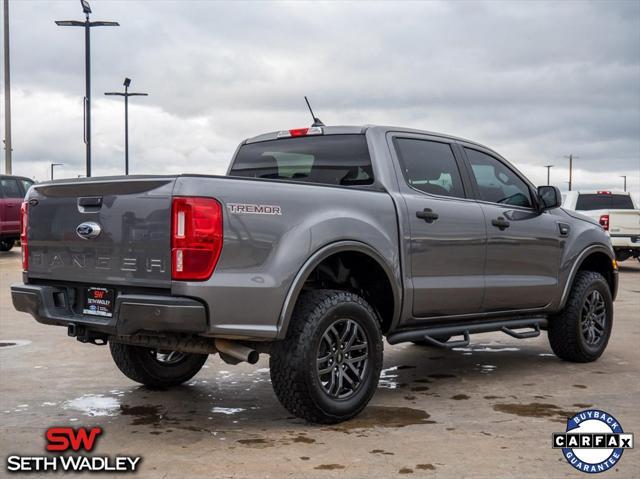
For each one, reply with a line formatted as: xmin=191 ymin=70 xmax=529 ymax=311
xmin=83 ymin=287 xmax=115 ymax=317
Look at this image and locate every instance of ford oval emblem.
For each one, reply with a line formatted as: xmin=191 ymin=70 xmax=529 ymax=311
xmin=76 ymin=222 xmax=102 ymax=240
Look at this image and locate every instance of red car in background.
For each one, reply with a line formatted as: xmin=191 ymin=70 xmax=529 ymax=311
xmin=0 ymin=175 xmax=34 ymax=251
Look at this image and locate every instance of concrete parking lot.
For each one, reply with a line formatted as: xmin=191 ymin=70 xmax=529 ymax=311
xmin=1 ymin=249 xmax=638 ymax=478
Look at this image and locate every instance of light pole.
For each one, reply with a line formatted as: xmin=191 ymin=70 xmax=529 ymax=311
xmin=544 ymin=165 xmax=554 ymax=186
xmin=3 ymin=0 xmax=12 ymax=174
xmin=563 ymin=154 xmax=579 ymax=191
xmin=620 ymin=175 xmax=627 ymax=192
xmin=50 ymin=163 xmax=64 ymax=180
xmin=105 ymin=78 xmax=148 ymax=175
xmin=55 ymin=0 xmax=119 ymax=177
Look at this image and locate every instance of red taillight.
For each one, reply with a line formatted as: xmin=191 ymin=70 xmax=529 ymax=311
xmin=20 ymin=201 xmax=28 ymax=271
xmin=171 ymin=197 xmax=223 ymax=281
xmin=289 ymin=128 xmax=309 ymax=137
xmin=599 ymin=214 xmax=609 ymax=231
xmin=276 ymin=126 xmax=323 ymax=138
xmin=597 ymin=190 xmax=612 ymax=195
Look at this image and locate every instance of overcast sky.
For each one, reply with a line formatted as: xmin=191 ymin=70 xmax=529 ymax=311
xmin=3 ymin=0 xmax=639 ymax=194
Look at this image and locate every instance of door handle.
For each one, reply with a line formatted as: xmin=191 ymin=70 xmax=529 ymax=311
xmin=416 ymin=208 xmax=439 ymax=223
xmin=491 ymin=217 xmax=510 ymax=230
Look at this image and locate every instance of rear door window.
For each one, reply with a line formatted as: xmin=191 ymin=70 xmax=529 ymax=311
xmin=394 ymin=138 xmax=466 ymax=198
xmin=230 ymin=135 xmax=373 ymax=186
xmin=0 ymin=179 xmax=23 ymax=198
xmin=575 ymin=194 xmax=634 ymax=210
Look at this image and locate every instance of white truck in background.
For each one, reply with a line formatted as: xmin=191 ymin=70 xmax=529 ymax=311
xmin=563 ymin=190 xmax=640 ymax=262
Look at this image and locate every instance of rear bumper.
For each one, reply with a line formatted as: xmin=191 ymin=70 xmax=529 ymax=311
xmin=610 ymin=235 xmax=640 ymax=249
xmin=11 ymin=284 xmax=208 ymax=336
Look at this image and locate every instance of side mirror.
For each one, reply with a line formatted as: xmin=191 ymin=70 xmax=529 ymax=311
xmin=537 ymin=185 xmax=562 ymax=210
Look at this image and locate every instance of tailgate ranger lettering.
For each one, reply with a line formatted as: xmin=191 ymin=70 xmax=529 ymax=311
xmin=30 ymin=252 xmax=166 ymax=273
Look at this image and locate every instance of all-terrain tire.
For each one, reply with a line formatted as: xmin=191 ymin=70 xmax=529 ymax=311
xmin=0 ymin=240 xmax=14 ymax=252
xmin=109 ymin=342 xmax=208 ymax=388
xmin=548 ymin=271 xmax=613 ymax=363
xmin=270 ymin=290 xmax=383 ymax=424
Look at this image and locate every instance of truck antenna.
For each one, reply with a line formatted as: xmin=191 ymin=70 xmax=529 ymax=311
xmin=304 ymin=96 xmax=325 ymax=127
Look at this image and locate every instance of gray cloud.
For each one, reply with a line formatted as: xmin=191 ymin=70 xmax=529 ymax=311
xmin=5 ymin=0 xmax=639 ymax=193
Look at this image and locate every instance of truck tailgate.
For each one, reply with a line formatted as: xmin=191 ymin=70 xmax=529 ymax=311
xmin=26 ymin=177 xmax=175 ymax=288
xmin=609 ymin=210 xmax=640 ymax=235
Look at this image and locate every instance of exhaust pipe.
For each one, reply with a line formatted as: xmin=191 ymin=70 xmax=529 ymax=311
xmin=215 ymin=339 xmax=259 ymax=364
xmin=109 ymin=335 xmax=260 ymax=364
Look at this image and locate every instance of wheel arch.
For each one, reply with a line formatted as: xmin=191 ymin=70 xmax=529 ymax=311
xmin=559 ymin=245 xmax=618 ymax=309
xmin=276 ymin=241 xmax=402 ymax=339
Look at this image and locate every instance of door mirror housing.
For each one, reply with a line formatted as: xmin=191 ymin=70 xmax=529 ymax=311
xmin=537 ymin=185 xmax=562 ymax=211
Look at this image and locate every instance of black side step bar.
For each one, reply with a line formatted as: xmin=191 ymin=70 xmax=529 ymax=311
xmin=386 ymin=317 xmax=547 ymax=347
xmin=419 ymin=331 xmax=470 ymax=349
xmin=501 ymin=323 xmax=540 ymax=339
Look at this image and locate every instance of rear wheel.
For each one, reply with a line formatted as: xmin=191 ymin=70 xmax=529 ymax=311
xmin=548 ymin=271 xmax=613 ymax=362
xmin=109 ymin=342 xmax=208 ymax=388
xmin=270 ymin=290 xmax=383 ymax=424
xmin=0 ymin=240 xmax=14 ymax=252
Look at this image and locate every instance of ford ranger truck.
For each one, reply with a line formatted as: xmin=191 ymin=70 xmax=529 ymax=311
xmin=12 ymin=125 xmax=618 ymax=424
xmin=563 ymin=190 xmax=640 ymax=262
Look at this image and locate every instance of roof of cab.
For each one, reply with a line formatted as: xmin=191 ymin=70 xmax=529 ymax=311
xmin=243 ymin=125 xmax=489 ymax=150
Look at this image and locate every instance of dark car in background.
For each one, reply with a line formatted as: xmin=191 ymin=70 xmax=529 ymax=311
xmin=0 ymin=174 xmax=34 ymax=251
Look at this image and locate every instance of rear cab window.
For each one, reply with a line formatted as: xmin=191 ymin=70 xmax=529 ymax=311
xmin=575 ymin=194 xmax=635 ymax=210
xmin=229 ymin=135 xmax=373 ymax=187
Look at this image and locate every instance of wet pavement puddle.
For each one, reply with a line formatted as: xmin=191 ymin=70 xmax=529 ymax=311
xmin=63 ymin=394 xmax=121 ymax=417
xmin=450 ymin=394 xmax=470 ymax=400
xmin=492 ymin=402 xmax=576 ymax=422
xmin=211 ymin=407 xmax=245 ymax=415
xmin=0 ymin=339 xmax=31 ymax=349
xmin=120 ymin=405 xmax=166 ymax=426
xmin=326 ymin=406 xmax=434 ymax=432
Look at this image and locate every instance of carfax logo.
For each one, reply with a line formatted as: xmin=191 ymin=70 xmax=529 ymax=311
xmin=553 ymin=409 xmax=634 ymax=473
xmin=5 ymin=427 xmax=141 ymax=473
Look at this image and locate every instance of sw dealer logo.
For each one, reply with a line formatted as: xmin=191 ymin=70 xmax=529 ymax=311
xmin=5 ymin=426 xmax=141 ymax=473
xmin=46 ymin=427 xmax=103 ymax=452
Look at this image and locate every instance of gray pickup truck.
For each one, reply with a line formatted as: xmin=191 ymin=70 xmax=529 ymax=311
xmin=12 ymin=125 xmax=618 ymax=424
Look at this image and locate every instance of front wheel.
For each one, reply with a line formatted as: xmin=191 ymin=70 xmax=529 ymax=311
xmin=109 ymin=342 xmax=208 ymax=388
xmin=548 ymin=271 xmax=613 ymax=362
xmin=0 ymin=240 xmax=14 ymax=252
xmin=270 ymin=290 xmax=383 ymax=424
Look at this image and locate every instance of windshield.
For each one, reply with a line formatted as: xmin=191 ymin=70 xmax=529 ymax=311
xmin=575 ymin=194 xmax=634 ymax=210
xmin=229 ymin=135 xmax=373 ymax=186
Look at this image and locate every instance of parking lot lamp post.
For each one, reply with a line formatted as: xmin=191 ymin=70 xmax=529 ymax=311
xmin=105 ymin=78 xmax=148 ymax=175
xmin=544 ymin=165 xmax=554 ymax=186
xmin=55 ymin=1 xmax=119 ymax=177
xmin=50 ymin=163 xmax=64 ymax=180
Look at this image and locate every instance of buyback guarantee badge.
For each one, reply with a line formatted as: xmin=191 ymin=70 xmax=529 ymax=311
xmin=553 ymin=409 xmax=634 ymax=473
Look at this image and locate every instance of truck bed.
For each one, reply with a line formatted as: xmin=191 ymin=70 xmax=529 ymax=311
xmin=22 ymin=173 xmax=399 ymax=339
